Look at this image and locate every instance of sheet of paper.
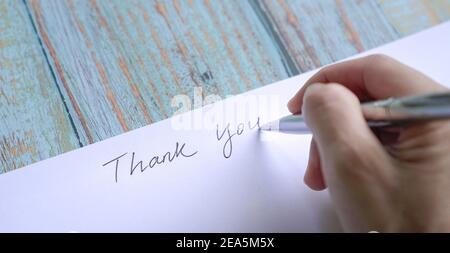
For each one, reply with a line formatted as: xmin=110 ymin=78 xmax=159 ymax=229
xmin=1 ymin=21 xmax=449 ymax=232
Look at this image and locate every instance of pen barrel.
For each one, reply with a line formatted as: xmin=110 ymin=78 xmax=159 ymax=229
xmin=278 ymin=115 xmax=311 ymax=134
xmin=271 ymin=92 xmax=450 ymax=134
xmin=362 ymin=92 xmax=450 ymax=126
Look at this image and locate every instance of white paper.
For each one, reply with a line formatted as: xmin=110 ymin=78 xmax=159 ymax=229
xmin=1 ymin=21 xmax=449 ymax=232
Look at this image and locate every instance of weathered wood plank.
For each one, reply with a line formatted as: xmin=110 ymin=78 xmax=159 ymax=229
xmin=258 ymin=0 xmax=450 ymax=73
xmin=257 ymin=0 xmax=400 ymax=72
xmin=378 ymin=0 xmax=450 ymax=35
xmin=27 ymin=0 xmax=293 ymax=145
xmin=0 ymin=0 xmax=80 ymax=173
xmin=5 ymin=0 xmax=450 ymax=173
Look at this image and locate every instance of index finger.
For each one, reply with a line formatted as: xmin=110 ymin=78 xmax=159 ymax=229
xmin=287 ymin=54 xmax=446 ymax=114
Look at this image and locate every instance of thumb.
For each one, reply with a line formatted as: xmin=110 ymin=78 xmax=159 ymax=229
xmin=302 ymin=83 xmax=393 ymax=231
xmin=302 ymin=83 xmax=385 ymax=166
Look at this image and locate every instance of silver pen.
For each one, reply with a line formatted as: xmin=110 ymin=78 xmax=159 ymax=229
xmin=260 ymin=92 xmax=450 ymax=134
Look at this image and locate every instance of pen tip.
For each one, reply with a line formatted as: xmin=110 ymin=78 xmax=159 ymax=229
xmin=259 ymin=121 xmax=279 ymax=131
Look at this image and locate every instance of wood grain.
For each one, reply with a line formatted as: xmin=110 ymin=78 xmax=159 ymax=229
xmin=26 ymin=0 xmax=293 ymax=145
xmin=1 ymin=0 xmax=450 ymax=173
xmin=256 ymin=0 xmax=400 ymax=72
xmin=0 ymin=0 xmax=80 ymax=173
xmin=378 ymin=0 xmax=450 ymax=35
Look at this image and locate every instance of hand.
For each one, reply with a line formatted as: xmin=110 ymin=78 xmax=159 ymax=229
xmin=287 ymin=54 xmax=450 ymax=232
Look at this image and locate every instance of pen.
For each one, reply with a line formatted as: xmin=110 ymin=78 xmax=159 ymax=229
xmin=260 ymin=92 xmax=450 ymax=134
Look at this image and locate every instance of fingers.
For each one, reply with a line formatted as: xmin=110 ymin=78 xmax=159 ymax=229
xmin=288 ymin=56 xmax=369 ymax=114
xmin=288 ymin=54 xmax=446 ymax=114
xmin=304 ymin=139 xmax=326 ymax=191
xmin=302 ymin=83 xmax=394 ymax=231
xmin=389 ymin=120 xmax=450 ymax=163
xmin=302 ymin=83 xmax=389 ymax=185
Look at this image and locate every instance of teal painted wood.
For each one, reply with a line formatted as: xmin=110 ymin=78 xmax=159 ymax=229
xmin=377 ymin=0 xmax=450 ymax=35
xmin=26 ymin=0 xmax=293 ymax=145
xmin=0 ymin=0 xmax=80 ymax=173
xmin=257 ymin=0 xmax=400 ymax=72
xmin=2 ymin=0 xmax=450 ymax=173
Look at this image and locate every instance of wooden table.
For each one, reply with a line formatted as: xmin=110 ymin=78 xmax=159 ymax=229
xmin=1 ymin=0 xmax=449 ymax=173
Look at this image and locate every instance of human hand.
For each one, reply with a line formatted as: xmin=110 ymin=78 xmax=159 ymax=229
xmin=287 ymin=54 xmax=450 ymax=232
